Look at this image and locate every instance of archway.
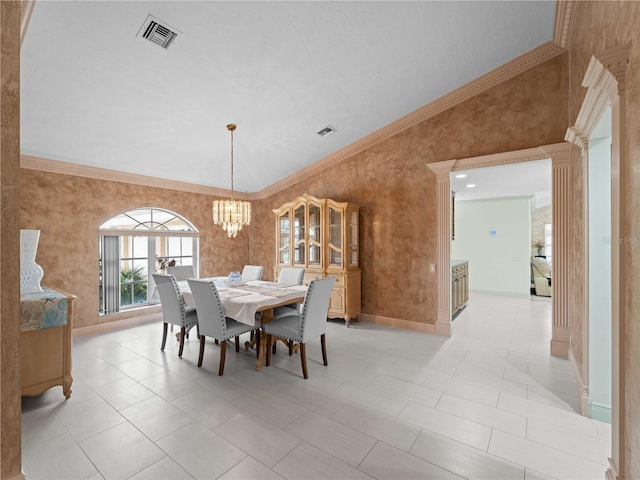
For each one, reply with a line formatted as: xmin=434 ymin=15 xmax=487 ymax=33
xmin=427 ymin=142 xmax=575 ymax=354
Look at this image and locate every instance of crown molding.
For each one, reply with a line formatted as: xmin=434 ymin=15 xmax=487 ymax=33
xmin=428 ymin=142 xmax=572 ymax=173
xmin=553 ymin=0 xmax=580 ymax=49
xmin=426 ymin=160 xmax=457 ymax=178
xmin=22 ymin=42 xmax=564 ymax=202
xmin=594 ymin=44 xmax=631 ymax=89
xmin=565 ymin=45 xmax=630 ymax=149
xmin=252 ymin=41 xmax=565 ymax=200
xmin=20 ymin=155 xmax=249 ymax=199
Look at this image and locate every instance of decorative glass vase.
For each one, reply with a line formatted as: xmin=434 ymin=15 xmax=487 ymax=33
xmin=20 ymin=229 xmax=44 ymax=294
xmin=227 ymin=271 xmax=242 ymax=287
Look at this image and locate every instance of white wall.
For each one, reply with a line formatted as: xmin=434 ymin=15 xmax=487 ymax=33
xmin=452 ymin=196 xmax=532 ymax=296
xmin=588 ymin=133 xmax=612 ymax=423
xmin=531 ymin=204 xmax=552 ymax=257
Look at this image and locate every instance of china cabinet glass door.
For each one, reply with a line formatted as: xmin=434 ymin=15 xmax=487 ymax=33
xmin=278 ymin=211 xmax=290 ymax=265
xmin=328 ymin=206 xmax=343 ymax=268
xmin=348 ymin=210 xmax=359 ymax=267
xmin=293 ymin=204 xmax=306 ymax=266
xmin=308 ymin=202 xmax=322 ymax=268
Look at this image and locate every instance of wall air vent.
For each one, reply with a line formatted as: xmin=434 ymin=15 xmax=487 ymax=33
xmin=137 ymin=14 xmax=180 ymax=50
xmin=317 ymin=125 xmax=337 ymax=137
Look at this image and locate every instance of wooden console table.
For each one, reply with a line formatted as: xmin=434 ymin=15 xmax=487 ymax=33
xmin=20 ymin=286 xmax=76 ymax=399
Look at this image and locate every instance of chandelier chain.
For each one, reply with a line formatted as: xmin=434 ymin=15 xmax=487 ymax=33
xmin=213 ymin=123 xmax=250 ymax=238
xmin=228 ymin=123 xmax=236 ymax=198
xmin=230 ymin=125 xmax=234 ymax=198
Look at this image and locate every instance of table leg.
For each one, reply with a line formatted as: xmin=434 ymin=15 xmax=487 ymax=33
xmin=244 ymin=331 xmax=257 ymax=351
xmin=255 ymin=307 xmax=276 ymax=370
xmin=256 ymin=334 xmax=265 ymax=371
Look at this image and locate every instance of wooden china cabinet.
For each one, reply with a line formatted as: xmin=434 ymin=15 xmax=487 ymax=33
xmin=274 ymin=193 xmax=361 ymax=326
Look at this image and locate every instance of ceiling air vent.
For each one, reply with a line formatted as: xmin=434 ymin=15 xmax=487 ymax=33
xmin=317 ymin=125 xmax=337 ymax=137
xmin=138 ymin=15 xmax=180 ymax=50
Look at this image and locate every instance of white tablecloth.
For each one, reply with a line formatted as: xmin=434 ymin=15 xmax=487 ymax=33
xmin=179 ymin=279 xmax=306 ymax=327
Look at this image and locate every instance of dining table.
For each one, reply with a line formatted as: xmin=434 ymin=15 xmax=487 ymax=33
xmin=173 ymin=278 xmax=307 ymax=370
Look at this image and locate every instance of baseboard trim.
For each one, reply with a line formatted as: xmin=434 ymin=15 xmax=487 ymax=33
xmin=568 ymin=348 xmax=590 ymax=416
xmin=470 ymin=289 xmax=531 ymax=299
xmin=589 ymin=401 xmax=612 ymax=424
xmin=550 ymin=338 xmax=569 ymax=358
xmin=73 ymin=312 xmax=161 ymax=337
xmin=361 ymin=313 xmax=436 ymax=334
xmin=605 ymin=458 xmax=618 ymax=480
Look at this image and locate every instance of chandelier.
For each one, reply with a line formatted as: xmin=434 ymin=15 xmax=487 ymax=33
xmin=213 ymin=124 xmax=251 ymax=238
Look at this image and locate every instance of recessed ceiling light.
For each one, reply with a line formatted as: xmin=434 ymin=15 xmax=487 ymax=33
xmin=317 ymin=125 xmax=337 ymax=137
xmin=466 ymin=184 xmax=476 ymax=188
xmin=455 ymin=174 xmax=467 ymax=179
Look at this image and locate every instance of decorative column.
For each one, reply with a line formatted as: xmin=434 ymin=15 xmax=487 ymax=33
xmin=541 ymin=144 xmax=574 ymax=358
xmin=427 ymin=160 xmax=456 ymax=336
xmin=1 ymin=1 xmax=25 ymax=479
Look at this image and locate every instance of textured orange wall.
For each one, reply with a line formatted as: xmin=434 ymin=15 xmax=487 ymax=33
xmin=250 ymin=55 xmax=568 ymax=325
xmin=568 ymin=2 xmax=640 ymax=477
xmin=20 ymin=55 xmax=567 ymax=331
xmin=20 ymin=170 xmax=250 ymax=328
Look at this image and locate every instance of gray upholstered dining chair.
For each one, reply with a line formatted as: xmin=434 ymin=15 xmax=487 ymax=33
xmin=274 ymin=267 xmax=306 ymax=318
xmin=241 ymin=265 xmax=264 ymax=282
xmin=187 ymin=279 xmax=254 ymax=375
xmin=270 ymin=267 xmax=307 ymax=355
xmin=167 ymin=265 xmax=195 ymax=281
xmin=278 ymin=267 xmax=305 ymax=285
xmin=264 ymin=276 xmax=335 ymax=379
xmin=152 ymin=273 xmax=198 ymax=358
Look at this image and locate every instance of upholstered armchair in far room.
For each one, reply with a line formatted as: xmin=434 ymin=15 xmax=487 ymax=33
xmin=531 ymin=257 xmax=552 ymax=297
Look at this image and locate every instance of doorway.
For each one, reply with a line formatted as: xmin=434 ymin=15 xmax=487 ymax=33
xmin=586 ymin=107 xmax=612 ymax=423
xmin=450 ymin=160 xmax=552 ymax=300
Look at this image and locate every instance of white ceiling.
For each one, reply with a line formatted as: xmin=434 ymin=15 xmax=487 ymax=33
xmin=20 ymin=1 xmax=556 ymax=193
xmin=451 ymin=159 xmax=552 ymax=208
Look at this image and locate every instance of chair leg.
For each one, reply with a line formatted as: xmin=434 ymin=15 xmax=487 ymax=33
xmin=289 ymin=341 xmax=294 ymax=356
xmin=197 ymin=335 xmax=206 ymax=367
xmin=255 ymin=329 xmax=261 ymax=359
xmin=235 ymin=336 xmax=240 ymax=352
xmin=197 ymin=324 xmax=200 ymax=339
xmin=161 ymin=323 xmax=168 ymax=351
xmin=321 ymin=333 xmax=328 ymax=366
xmin=215 ymin=339 xmax=219 ymax=345
xmin=178 ymin=326 xmax=186 ymax=357
xmin=272 ymin=341 xmax=277 ymax=355
xmin=266 ymin=334 xmax=272 ymax=366
xmin=218 ymin=340 xmax=227 ymax=376
xmin=300 ymin=343 xmax=308 ymax=379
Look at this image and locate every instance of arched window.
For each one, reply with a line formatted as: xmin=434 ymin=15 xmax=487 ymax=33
xmin=99 ymin=208 xmax=198 ymax=315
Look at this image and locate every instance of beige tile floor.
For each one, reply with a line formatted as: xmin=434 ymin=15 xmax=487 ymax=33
xmin=21 ymin=293 xmax=611 ymax=479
